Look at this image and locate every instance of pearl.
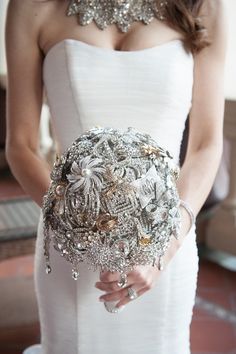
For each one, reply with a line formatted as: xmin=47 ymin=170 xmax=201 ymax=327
xmin=55 ymin=184 xmax=65 ymax=196
xmin=81 ymin=168 xmax=92 ymax=177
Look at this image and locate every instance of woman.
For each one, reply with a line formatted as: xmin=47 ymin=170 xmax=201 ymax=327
xmin=5 ymin=0 xmax=227 ymax=353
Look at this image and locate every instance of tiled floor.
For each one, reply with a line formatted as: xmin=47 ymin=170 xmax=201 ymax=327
xmin=191 ymin=259 xmax=236 ymax=353
xmin=0 ymin=169 xmax=236 ymax=354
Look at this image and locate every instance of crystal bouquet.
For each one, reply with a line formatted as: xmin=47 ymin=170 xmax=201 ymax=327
xmin=42 ymin=126 xmax=181 ymax=281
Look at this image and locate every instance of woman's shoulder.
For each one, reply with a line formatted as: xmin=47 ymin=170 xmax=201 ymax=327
xmin=5 ymin=0 xmax=55 ymax=65
xmin=199 ymin=0 xmax=227 ymax=39
xmin=195 ymin=0 xmax=227 ymax=58
xmin=6 ymin=0 xmax=57 ymax=39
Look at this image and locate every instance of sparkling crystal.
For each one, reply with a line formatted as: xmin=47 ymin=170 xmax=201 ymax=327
xmin=66 ymin=0 xmax=167 ymax=33
xmin=66 ymin=231 xmax=73 ymax=239
xmin=57 ymin=243 xmax=63 ymax=250
xmin=139 ymin=235 xmax=151 ymax=246
xmin=72 ymin=270 xmax=79 ymax=280
xmin=169 ymin=207 xmax=177 ymax=217
xmin=55 ymin=184 xmax=65 ymax=196
xmin=46 ymin=265 xmax=52 ymax=274
xmin=81 ymin=168 xmax=92 ymax=176
xmin=158 ymin=257 xmax=164 ymax=271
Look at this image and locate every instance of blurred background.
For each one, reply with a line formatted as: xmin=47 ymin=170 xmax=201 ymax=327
xmin=0 ymin=1 xmax=236 ymax=354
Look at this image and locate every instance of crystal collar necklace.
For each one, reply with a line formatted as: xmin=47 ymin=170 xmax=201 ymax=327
xmin=67 ymin=0 xmax=168 ymax=33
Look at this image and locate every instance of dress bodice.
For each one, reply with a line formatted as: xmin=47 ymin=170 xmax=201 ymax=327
xmin=43 ymin=38 xmax=194 ymax=163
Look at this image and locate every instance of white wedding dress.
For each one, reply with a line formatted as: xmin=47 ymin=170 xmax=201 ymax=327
xmin=23 ymin=38 xmax=199 ymax=354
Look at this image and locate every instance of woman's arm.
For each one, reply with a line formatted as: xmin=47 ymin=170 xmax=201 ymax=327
xmin=173 ymin=0 xmax=228 ymax=247
xmin=177 ymin=0 xmax=227 ymax=217
xmin=97 ymin=0 xmax=228 ymax=307
xmin=5 ymin=0 xmax=50 ymax=208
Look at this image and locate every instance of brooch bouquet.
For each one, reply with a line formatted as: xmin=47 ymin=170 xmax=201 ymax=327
xmin=42 ymin=126 xmax=181 ymax=282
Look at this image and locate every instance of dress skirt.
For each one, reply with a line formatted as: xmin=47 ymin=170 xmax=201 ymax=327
xmin=30 ymin=209 xmax=199 ymax=354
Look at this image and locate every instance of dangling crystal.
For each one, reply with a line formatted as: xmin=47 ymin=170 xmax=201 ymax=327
xmin=46 ymin=264 xmax=52 ymax=274
xmin=157 ymin=256 xmax=164 ymax=271
xmin=72 ymin=269 xmax=79 ymax=280
xmin=54 ymin=153 xmax=61 ymax=167
xmin=113 ymin=240 xmax=130 ymax=256
xmin=117 ymin=273 xmax=128 ymax=288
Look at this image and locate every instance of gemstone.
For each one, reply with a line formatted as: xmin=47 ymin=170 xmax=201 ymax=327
xmin=54 ymin=154 xmax=61 ymax=167
xmin=55 ymin=184 xmax=65 ymax=196
xmin=114 ymin=240 xmax=130 ymax=256
xmin=139 ymin=235 xmax=151 ymax=246
xmin=96 ymin=214 xmax=118 ymax=231
xmin=72 ymin=270 xmax=79 ymax=280
xmin=81 ymin=168 xmax=92 ymax=177
xmin=46 ymin=265 xmax=52 ymax=274
xmin=66 ymin=231 xmax=73 ymax=239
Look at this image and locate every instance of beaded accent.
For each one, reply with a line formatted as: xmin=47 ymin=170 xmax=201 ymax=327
xmin=67 ymin=0 xmax=168 ymax=33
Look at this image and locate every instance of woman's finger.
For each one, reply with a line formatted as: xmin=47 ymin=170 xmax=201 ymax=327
xmin=115 ymin=286 xmax=150 ymax=309
xmin=99 ymin=283 xmax=143 ymax=302
xmin=95 ymin=279 xmax=130 ymax=293
xmin=99 ymin=270 xmax=120 ymax=282
xmin=99 ymin=266 xmax=147 ymax=285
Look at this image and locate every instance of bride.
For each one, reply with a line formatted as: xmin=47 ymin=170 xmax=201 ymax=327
xmin=5 ymin=0 xmax=227 ymax=353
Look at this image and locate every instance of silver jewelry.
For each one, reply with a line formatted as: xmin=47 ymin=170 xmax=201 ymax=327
xmin=117 ymin=273 xmax=128 ymax=288
xmin=127 ymin=286 xmax=138 ymax=300
xmin=42 ymin=126 xmax=181 ymax=283
xmin=179 ymin=200 xmax=196 ymax=233
xmin=104 ymin=300 xmax=125 ymax=313
xmin=67 ymin=0 xmax=168 ymax=33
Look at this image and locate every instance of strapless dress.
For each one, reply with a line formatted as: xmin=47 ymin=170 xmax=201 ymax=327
xmin=23 ymin=38 xmax=199 ymax=354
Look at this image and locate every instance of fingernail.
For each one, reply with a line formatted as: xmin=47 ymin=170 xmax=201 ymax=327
xmin=99 ymin=297 xmax=105 ymax=302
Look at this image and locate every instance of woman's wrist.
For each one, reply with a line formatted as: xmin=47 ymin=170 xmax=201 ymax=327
xmin=156 ymin=201 xmax=195 ymax=269
xmin=178 ymin=200 xmax=196 ymax=241
xmin=180 ymin=200 xmax=195 ymax=229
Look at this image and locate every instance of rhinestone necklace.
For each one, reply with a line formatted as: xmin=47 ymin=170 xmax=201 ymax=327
xmin=67 ymin=0 xmax=168 ymax=33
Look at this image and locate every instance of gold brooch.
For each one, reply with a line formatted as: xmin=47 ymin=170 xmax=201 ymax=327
xmin=140 ymin=144 xmax=164 ymax=156
xmin=139 ymin=234 xmax=152 ymax=246
xmin=96 ymin=213 xmax=118 ymax=232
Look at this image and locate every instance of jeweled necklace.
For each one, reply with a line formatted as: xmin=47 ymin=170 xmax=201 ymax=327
xmin=67 ymin=0 xmax=168 ymax=33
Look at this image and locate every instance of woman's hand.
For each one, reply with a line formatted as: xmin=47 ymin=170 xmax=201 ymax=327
xmin=95 ymin=205 xmax=192 ymax=309
xmin=95 ymin=264 xmax=161 ymax=309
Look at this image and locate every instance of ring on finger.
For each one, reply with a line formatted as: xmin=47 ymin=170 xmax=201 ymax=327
xmin=127 ymin=286 xmax=138 ymax=300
